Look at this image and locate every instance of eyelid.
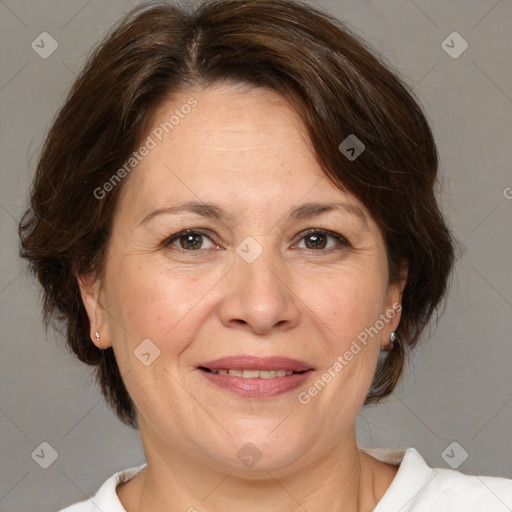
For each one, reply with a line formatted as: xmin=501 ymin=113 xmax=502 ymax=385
xmin=163 ymin=227 xmax=350 ymax=253
xmin=163 ymin=229 xmax=219 ymax=251
xmin=291 ymin=228 xmax=351 ymax=251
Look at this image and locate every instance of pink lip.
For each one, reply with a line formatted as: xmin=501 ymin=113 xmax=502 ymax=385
xmin=197 ymin=355 xmax=314 ymax=372
xmin=199 ymin=369 xmax=314 ymax=398
xmin=196 ymin=355 xmax=315 ymax=399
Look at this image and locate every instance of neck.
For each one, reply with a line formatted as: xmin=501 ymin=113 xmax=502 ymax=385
xmin=122 ymin=428 xmax=379 ymax=512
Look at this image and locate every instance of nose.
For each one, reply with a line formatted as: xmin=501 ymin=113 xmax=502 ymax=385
xmin=218 ymin=246 xmax=301 ymax=335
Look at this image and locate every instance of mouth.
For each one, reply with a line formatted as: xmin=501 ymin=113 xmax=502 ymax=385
xmin=198 ymin=367 xmax=308 ymax=379
xmin=196 ymin=356 xmax=315 ymax=398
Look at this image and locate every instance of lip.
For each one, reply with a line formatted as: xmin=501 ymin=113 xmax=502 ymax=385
xmin=196 ymin=355 xmax=315 ymax=399
xmin=198 ymin=368 xmax=314 ymax=398
xmin=197 ymin=355 xmax=314 ymax=372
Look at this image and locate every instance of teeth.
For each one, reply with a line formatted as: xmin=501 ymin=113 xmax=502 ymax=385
xmin=208 ymin=369 xmax=295 ymax=378
xmin=242 ymin=369 xmax=260 ymax=378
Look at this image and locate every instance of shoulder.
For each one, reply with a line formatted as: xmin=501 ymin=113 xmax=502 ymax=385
xmin=363 ymin=447 xmax=512 ymax=512
xmin=56 ymin=463 xmax=147 ymax=512
xmin=429 ymin=465 xmax=512 ymax=511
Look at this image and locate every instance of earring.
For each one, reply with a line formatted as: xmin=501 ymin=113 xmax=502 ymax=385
xmin=389 ymin=331 xmax=397 ymax=350
xmin=95 ymin=332 xmax=100 ymax=343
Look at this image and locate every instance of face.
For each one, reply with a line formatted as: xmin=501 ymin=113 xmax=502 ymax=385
xmin=80 ymin=82 xmax=404 ymax=475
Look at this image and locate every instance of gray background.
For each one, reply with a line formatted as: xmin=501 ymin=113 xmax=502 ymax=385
xmin=1 ymin=0 xmax=511 ymax=510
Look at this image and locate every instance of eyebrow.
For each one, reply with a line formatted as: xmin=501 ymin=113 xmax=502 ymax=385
xmin=140 ymin=200 xmax=369 ymax=230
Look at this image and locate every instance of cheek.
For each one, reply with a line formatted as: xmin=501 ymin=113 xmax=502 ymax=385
xmin=294 ymin=270 xmax=385 ymax=432
xmin=106 ymin=259 xmax=226 ymax=353
xmin=104 ymin=261 xmax=227 ymax=412
xmin=315 ymin=267 xmax=387 ymax=349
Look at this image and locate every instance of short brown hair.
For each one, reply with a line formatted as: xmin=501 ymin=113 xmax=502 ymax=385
xmin=19 ymin=0 xmax=455 ymax=429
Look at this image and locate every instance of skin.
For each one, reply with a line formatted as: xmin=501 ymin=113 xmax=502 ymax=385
xmin=78 ymin=82 xmax=407 ymax=512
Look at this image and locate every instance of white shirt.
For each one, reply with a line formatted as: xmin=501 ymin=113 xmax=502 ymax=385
xmin=58 ymin=447 xmax=512 ymax=511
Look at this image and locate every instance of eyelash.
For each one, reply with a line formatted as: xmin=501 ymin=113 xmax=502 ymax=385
xmin=162 ymin=228 xmax=351 ymax=256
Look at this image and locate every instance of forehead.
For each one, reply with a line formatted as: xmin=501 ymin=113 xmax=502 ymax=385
xmin=147 ymin=84 xmax=315 ymax=172
xmin=117 ymin=83 xmax=370 ymax=224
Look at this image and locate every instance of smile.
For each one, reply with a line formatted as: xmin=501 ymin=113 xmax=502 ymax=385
xmin=199 ymin=367 xmax=303 ymax=379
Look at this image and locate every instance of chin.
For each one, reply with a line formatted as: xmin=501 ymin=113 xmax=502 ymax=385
xmin=207 ymin=431 xmax=309 ymax=476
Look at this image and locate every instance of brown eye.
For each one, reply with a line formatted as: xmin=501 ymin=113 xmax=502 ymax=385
xmin=296 ymin=229 xmax=350 ymax=252
xmin=164 ymin=230 xmax=216 ymax=251
xmin=177 ymin=233 xmax=204 ymax=250
xmin=304 ymin=233 xmax=328 ymax=250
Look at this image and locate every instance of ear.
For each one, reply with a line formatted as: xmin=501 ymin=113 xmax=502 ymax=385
xmin=76 ymin=273 xmax=112 ymax=349
xmin=396 ymin=261 xmax=408 ymax=297
xmin=381 ymin=261 xmax=408 ymax=347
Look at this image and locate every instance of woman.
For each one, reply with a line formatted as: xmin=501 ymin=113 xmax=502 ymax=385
xmin=19 ymin=0 xmax=512 ymax=511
